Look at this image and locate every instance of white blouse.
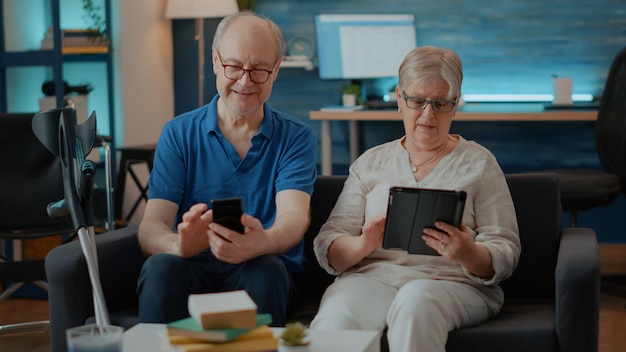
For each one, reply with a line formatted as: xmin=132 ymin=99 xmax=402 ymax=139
xmin=313 ymin=135 xmax=521 ymax=313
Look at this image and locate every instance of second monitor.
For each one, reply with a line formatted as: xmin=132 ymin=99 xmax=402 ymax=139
xmin=315 ymin=14 xmax=417 ymax=80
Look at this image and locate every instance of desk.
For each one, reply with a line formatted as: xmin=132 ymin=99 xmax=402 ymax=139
xmin=310 ymin=104 xmax=598 ymax=175
xmin=123 ymin=323 xmax=380 ymax=352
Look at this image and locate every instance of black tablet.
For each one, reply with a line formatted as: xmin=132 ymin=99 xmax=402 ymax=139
xmin=383 ymin=187 xmax=467 ymax=255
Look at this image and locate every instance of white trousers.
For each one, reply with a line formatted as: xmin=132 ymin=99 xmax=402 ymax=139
xmin=310 ymin=275 xmax=492 ymax=352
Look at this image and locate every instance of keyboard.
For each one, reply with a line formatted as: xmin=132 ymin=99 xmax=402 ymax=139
xmin=543 ymin=102 xmax=599 ymax=110
xmin=365 ymin=99 xmax=398 ymax=110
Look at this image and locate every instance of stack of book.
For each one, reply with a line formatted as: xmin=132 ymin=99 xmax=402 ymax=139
xmin=162 ymin=290 xmax=278 ymax=352
xmin=40 ymin=27 xmax=109 ymax=54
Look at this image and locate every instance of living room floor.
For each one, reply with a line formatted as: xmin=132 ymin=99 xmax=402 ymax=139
xmin=0 ymin=293 xmax=625 ymax=352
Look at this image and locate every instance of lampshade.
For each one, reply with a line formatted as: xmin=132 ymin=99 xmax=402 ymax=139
xmin=165 ymin=0 xmax=239 ymax=19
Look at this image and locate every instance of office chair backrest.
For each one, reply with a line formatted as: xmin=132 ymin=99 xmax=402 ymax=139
xmin=596 ymin=46 xmax=626 ymax=185
xmin=0 ymin=112 xmax=72 ymax=235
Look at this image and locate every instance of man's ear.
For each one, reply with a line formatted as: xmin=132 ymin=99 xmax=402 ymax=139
xmin=212 ymin=49 xmax=219 ymax=75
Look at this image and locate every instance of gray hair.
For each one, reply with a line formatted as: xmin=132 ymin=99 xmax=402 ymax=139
xmin=398 ymin=46 xmax=463 ymax=100
xmin=212 ymin=10 xmax=286 ymax=61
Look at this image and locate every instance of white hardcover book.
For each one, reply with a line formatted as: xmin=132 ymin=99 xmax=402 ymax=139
xmin=187 ymin=290 xmax=258 ymax=330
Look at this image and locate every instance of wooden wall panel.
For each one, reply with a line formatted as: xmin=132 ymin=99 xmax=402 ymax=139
xmin=173 ymin=0 xmax=626 ymax=242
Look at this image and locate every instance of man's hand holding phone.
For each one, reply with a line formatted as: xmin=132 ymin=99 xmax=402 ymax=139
xmin=211 ymin=197 xmax=244 ymax=233
xmin=209 ymin=197 xmax=270 ymax=264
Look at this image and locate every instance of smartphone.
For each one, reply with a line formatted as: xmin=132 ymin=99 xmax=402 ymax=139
xmin=211 ymin=197 xmax=244 ymax=233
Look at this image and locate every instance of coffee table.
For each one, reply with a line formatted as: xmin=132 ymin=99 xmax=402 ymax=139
xmin=123 ymin=323 xmax=380 ymax=352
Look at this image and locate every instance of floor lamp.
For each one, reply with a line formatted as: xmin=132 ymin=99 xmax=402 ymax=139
xmin=165 ymin=0 xmax=240 ymax=107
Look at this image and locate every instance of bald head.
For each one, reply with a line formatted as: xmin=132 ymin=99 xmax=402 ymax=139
xmin=212 ymin=11 xmax=285 ymax=62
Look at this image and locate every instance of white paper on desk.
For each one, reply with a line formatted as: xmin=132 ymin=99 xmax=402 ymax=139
xmin=320 ymin=105 xmax=364 ymax=112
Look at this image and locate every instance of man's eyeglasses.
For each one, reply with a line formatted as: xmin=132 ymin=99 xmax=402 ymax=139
xmin=217 ymin=51 xmax=277 ymax=84
xmin=401 ymin=91 xmax=458 ymax=112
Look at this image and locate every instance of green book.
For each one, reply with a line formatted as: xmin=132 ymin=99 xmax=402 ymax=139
xmin=166 ymin=314 xmax=272 ymax=342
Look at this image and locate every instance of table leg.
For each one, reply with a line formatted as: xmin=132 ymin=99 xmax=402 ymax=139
xmin=321 ymin=120 xmax=332 ymax=175
xmin=349 ymin=120 xmax=359 ymax=163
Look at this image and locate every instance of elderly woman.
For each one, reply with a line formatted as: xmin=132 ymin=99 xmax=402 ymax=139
xmin=310 ymin=46 xmax=521 ymax=351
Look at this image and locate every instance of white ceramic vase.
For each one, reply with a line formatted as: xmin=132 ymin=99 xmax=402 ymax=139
xmin=342 ymin=93 xmax=357 ymax=107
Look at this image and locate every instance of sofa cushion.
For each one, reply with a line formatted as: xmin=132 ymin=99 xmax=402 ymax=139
xmin=447 ymin=303 xmax=557 ymax=351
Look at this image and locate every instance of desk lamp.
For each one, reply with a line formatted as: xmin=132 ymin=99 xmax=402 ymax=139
xmin=165 ymin=0 xmax=239 ymax=106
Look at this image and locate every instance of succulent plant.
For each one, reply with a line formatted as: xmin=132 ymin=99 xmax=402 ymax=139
xmin=280 ymin=322 xmax=309 ymax=346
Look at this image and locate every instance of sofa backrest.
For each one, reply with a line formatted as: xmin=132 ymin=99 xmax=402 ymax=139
xmin=292 ymin=176 xmax=345 ymax=300
xmin=293 ymin=172 xmax=561 ymax=301
xmin=501 ymin=172 xmax=561 ymax=299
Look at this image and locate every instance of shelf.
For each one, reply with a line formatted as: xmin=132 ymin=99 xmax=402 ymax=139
xmin=280 ymin=59 xmax=315 ymax=70
xmin=62 ymin=53 xmax=109 ymax=62
xmin=0 ymin=50 xmax=109 ymax=67
xmin=1 ymin=0 xmax=115 ymax=172
xmin=1 ymin=51 xmax=55 ymax=66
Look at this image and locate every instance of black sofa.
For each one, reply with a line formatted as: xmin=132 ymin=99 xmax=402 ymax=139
xmin=46 ymin=173 xmax=600 ymax=352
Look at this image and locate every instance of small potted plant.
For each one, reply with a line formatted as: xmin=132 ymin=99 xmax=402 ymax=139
xmin=341 ymin=82 xmax=361 ymax=107
xmin=81 ymin=0 xmax=108 ymax=45
xmin=279 ymin=322 xmax=310 ymax=351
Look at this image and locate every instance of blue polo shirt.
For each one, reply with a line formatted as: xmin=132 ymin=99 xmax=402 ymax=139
xmin=148 ymin=95 xmax=317 ymax=273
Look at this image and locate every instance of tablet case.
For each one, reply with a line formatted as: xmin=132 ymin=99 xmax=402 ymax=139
xmin=383 ymin=187 xmax=467 ymax=255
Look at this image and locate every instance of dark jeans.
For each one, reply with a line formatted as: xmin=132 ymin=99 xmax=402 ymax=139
xmin=137 ymin=251 xmax=294 ymax=326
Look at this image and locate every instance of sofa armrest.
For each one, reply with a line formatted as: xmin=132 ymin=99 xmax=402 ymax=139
xmin=45 ymin=225 xmax=145 ymax=352
xmin=555 ymin=227 xmax=600 ymax=352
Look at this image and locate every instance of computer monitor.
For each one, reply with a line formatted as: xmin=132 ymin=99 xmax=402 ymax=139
xmin=314 ymin=14 xmax=417 ymax=80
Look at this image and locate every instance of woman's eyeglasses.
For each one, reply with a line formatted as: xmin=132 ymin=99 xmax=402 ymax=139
xmin=401 ymin=91 xmax=458 ymax=112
